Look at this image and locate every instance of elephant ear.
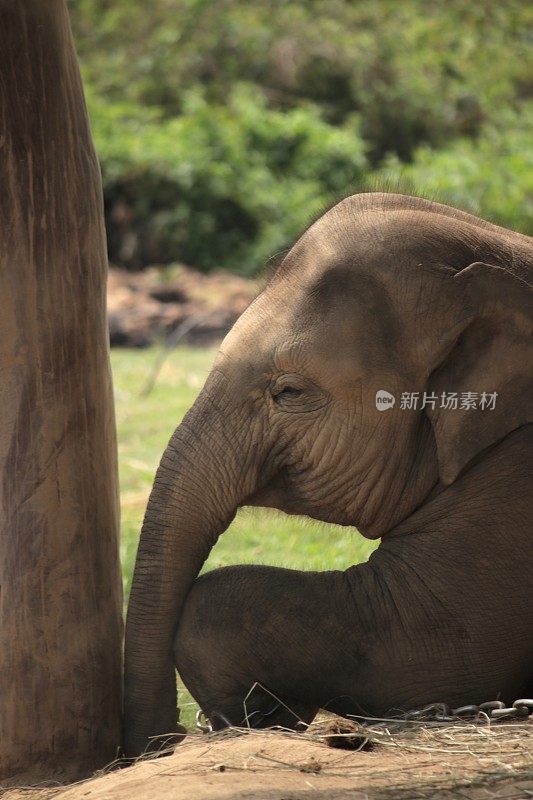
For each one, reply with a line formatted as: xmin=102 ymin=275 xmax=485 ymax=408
xmin=425 ymin=262 xmax=533 ymax=485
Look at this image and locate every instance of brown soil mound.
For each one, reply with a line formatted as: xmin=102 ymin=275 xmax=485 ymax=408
xmin=107 ymin=265 xmax=258 ymax=347
xmin=3 ymin=719 xmax=532 ymax=800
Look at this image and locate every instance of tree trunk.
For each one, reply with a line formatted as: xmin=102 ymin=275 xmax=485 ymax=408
xmin=0 ymin=0 xmax=122 ymax=783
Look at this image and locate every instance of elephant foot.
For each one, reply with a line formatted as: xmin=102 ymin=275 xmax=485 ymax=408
xmin=122 ymin=723 xmax=187 ymax=762
xmin=148 ymin=722 xmax=187 ymax=751
xmin=202 ymin=688 xmax=318 ymax=732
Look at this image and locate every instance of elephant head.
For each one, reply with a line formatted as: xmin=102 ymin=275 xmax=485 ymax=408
xmin=124 ymin=192 xmax=533 ymax=755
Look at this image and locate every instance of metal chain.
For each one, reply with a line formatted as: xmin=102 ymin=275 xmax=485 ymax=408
xmin=196 ymin=709 xmax=212 ymax=733
xmin=403 ymin=698 xmax=533 ymax=724
xmin=196 ymin=698 xmax=533 ymax=733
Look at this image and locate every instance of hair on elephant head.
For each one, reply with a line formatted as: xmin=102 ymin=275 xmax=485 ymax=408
xmin=124 ymin=193 xmax=533 ymax=756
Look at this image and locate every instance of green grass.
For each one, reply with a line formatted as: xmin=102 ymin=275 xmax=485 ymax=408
xmin=112 ymin=346 xmax=377 ymax=729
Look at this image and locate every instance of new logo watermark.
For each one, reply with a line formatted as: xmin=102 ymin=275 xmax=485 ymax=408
xmin=375 ymin=390 xmax=396 ymax=411
xmin=375 ymin=391 xmax=498 ymax=412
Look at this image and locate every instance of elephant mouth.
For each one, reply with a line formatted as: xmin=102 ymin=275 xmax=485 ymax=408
xmin=243 ymin=475 xmax=360 ymax=530
xmin=243 ymin=466 xmax=288 ymax=509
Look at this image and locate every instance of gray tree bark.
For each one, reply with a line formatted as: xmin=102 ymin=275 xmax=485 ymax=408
xmin=0 ymin=0 xmax=122 ymax=782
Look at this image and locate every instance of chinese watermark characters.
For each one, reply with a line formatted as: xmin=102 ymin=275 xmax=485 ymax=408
xmin=375 ymin=390 xmax=498 ymax=412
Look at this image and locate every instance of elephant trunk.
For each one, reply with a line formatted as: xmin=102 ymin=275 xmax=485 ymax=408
xmin=124 ymin=374 xmax=260 ymax=756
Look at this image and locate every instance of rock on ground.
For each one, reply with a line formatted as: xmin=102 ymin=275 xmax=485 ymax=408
xmin=107 ymin=265 xmax=258 ymax=347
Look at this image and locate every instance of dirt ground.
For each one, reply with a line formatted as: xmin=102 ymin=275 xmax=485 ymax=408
xmin=3 ymin=719 xmax=532 ymax=800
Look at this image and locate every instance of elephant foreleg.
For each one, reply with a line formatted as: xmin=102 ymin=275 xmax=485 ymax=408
xmin=174 ymin=564 xmax=358 ymax=730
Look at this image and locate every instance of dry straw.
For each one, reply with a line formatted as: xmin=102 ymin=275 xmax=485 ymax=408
xmin=2 ymin=714 xmax=532 ymax=800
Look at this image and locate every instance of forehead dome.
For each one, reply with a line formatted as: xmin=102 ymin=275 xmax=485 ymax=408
xmin=274 ymin=192 xmax=500 ymax=287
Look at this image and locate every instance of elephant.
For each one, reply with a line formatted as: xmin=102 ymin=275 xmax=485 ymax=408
xmin=124 ymin=192 xmax=533 ymax=756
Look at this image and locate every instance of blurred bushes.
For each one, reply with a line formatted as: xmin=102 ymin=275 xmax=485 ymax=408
xmin=377 ymin=108 xmax=533 ymax=234
xmin=70 ymin=0 xmax=533 ymax=273
xmin=89 ymin=86 xmax=366 ymax=272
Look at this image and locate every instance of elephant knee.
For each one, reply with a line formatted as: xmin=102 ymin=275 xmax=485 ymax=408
xmin=175 ymin=574 xmax=216 ymax=666
xmin=173 ymin=567 xmax=245 ymax=696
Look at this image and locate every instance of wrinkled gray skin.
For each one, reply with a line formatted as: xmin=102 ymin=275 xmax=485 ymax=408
xmin=124 ymin=193 xmax=533 ymax=756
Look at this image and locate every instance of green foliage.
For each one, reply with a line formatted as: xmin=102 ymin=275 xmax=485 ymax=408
xmin=89 ymin=85 xmax=366 ymax=272
xmin=377 ymin=107 xmax=533 ymax=234
xmin=72 ymin=0 xmax=532 ymax=158
xmin=70 ymin=1 xmax=533 ymax=273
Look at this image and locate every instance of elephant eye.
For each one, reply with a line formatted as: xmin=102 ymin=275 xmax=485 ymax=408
xmin=274 ymin=386 xmax=303 ymax=403
xmin=271 ymin=375 xmax=328 ymax=412
xmin=271 ymin=375 xmax=306 ymax=405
